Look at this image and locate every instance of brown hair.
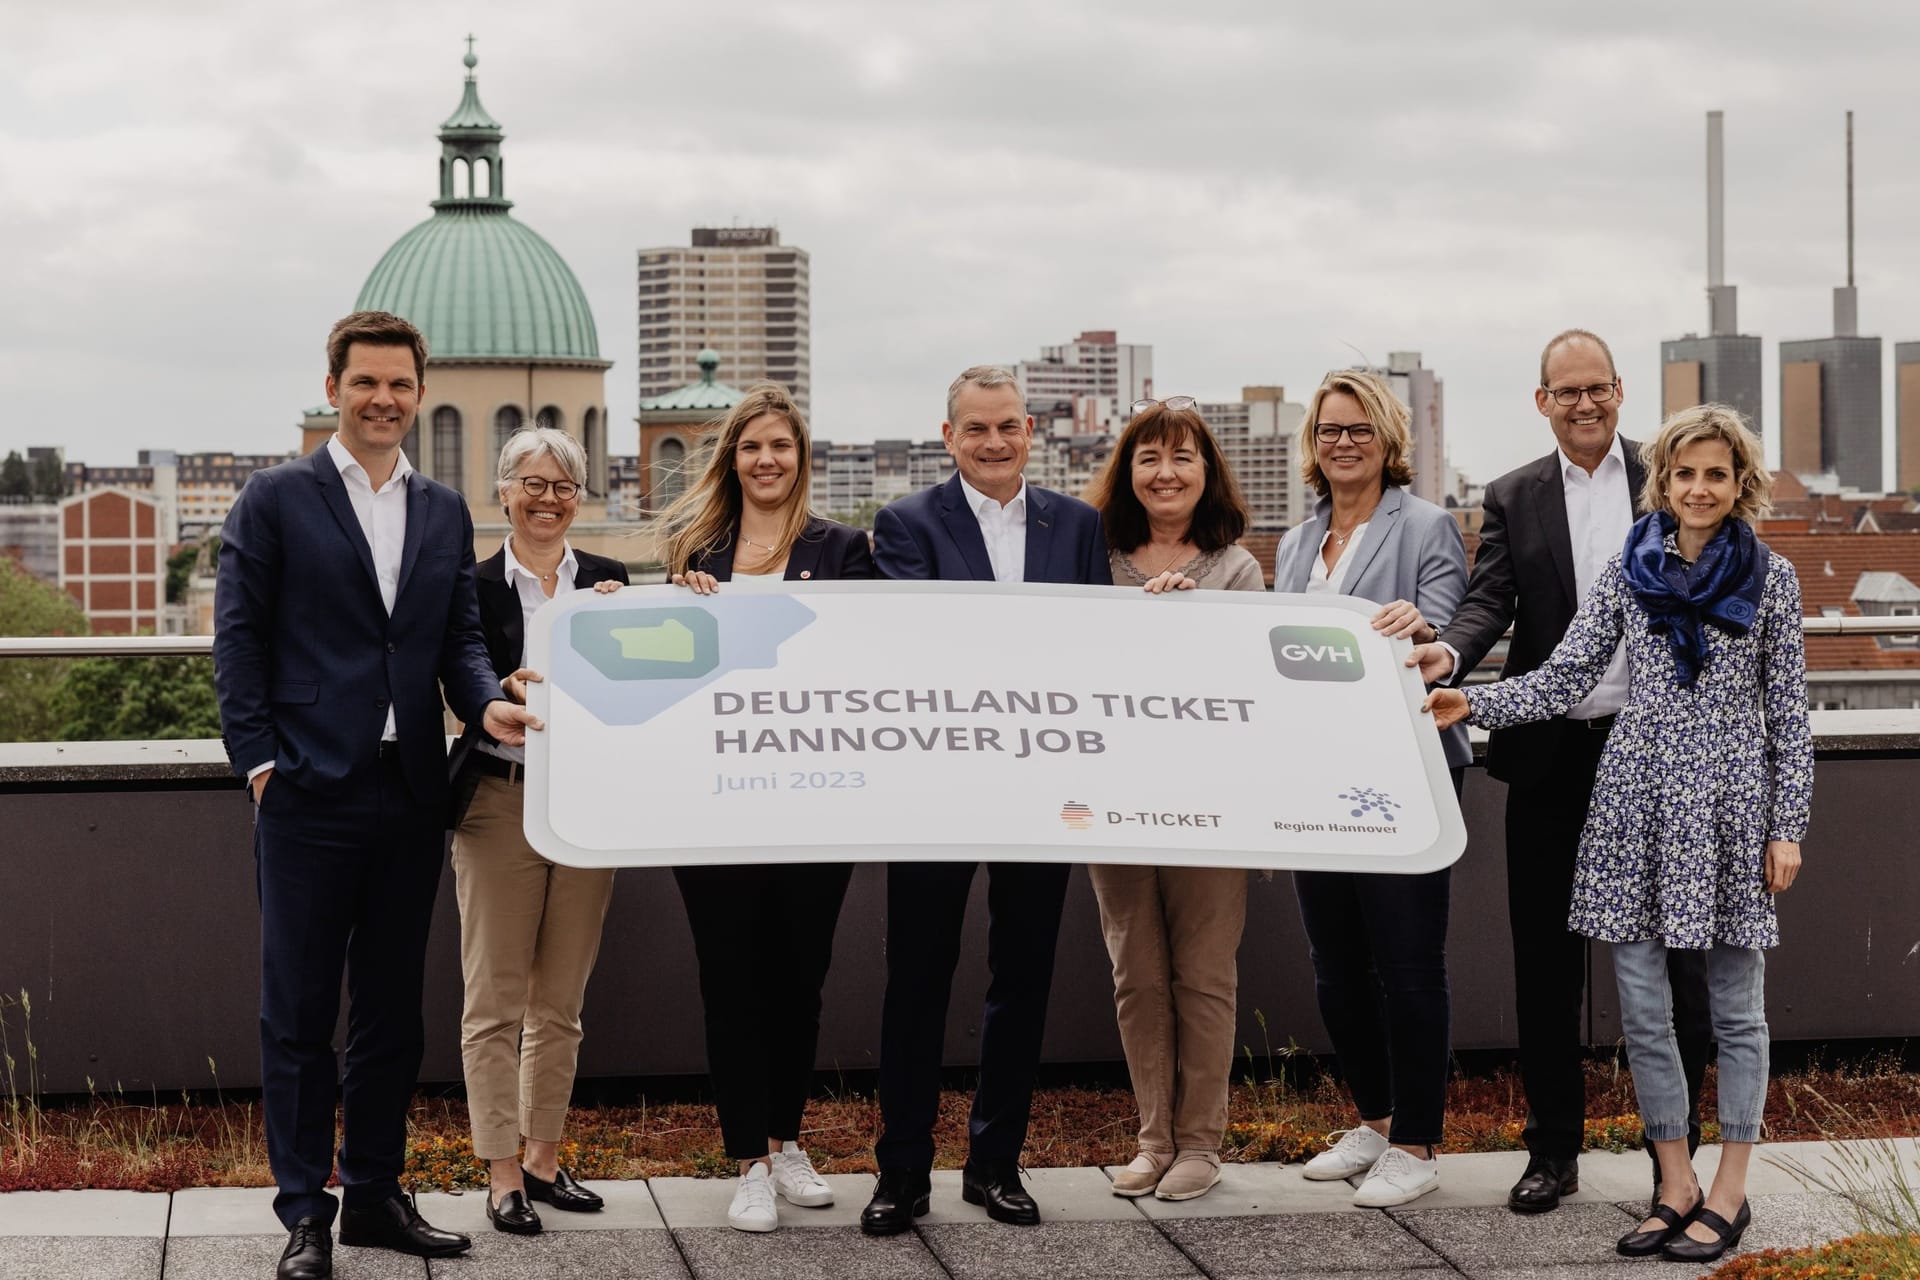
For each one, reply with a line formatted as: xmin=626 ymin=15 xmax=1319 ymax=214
xmin=655 ymin=382 xmax=814 ymax=573
xmin=327 ymin=311 xmax=429 ymax=384
xmin=1298 ymin=370 xmax=1415 ymax=496
xmin=1089 ymin=404 xmax=1250 ymax=553
xmin=1539 ymin=328 xmax=1616 ymax=385
xmin=1639 ymin=403 xmax=1774 ymax=524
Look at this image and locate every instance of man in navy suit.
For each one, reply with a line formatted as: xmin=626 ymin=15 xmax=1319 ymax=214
xmin=214 ymin=312 xmax=540 ymax=1280
xmin=860 ymin=365 xmax=1110 ymax=1235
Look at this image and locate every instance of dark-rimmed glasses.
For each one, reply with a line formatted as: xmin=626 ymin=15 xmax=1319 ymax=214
xmin=1131 ymin=396 xmax=1197 ymax=414
xmin=1543 ymin=382 xmax=1619 ymax=406
xmin=1314 ymin=423 xmax=1376 ymax=444
xmin=515 ymin=476 xmax=581 ymax=500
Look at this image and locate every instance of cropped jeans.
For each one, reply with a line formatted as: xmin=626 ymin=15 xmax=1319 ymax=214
xmin=1611 ymin=939 xmax=1768 ymax=1145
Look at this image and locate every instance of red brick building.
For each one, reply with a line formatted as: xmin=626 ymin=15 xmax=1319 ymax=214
xmin=59 ymin=488 xmax=166 ymax=635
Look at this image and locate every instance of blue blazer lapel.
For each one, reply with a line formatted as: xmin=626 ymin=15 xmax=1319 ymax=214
xmin=1342 ymin=486 xmax=1403 ymax=596
xmin=312 ymin=446 xmax=382 ymax=601
xmin=1283 ymin=497 xmax=1329 ymax=593
xmin=394 ymin=473 xmax=431 ymax=599
xmin=936 ymin=475 xmax=995 ymax=581
xmin=1022 ymin=486 xmax=1053 ymax=582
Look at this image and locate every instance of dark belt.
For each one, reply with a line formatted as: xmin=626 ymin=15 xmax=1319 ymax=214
xmin=463 ymin=751 xmax=524 ymax=785
xmin=1569 ymin=714 xmax=1617 ymax=733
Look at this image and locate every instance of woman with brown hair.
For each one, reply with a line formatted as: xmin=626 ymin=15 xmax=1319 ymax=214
xmin=1082 ymin=398 xmax=1261 ymax=1202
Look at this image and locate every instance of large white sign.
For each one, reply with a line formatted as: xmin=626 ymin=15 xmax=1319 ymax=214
xmin=522 ymin=582 xmax=1465 ymax=873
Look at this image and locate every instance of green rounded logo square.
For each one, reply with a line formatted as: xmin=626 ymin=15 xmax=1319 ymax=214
xmin=1269 ymin=625 xmax=1365 ymax=681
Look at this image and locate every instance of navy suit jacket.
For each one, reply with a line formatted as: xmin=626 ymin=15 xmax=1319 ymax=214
xmin=689 ymin=515 xmax=877 ymax=583
xmin=213 ymin=445 xmax=503 ymax=814
xmin=871 ymin=474 xmax=1111 ymax=585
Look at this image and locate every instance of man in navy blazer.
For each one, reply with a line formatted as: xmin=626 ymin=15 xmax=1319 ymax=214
xmin=214 ymin=312 xmax=539 ymax=1280
xmin=860 ymin=366 xmax=1110 ymax=1235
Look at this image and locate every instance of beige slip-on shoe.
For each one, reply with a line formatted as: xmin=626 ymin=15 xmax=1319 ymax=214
xmin=1154 ymin=1151 xmax=1223 ymax=1201
xmin=1110 ymin=1151 xmax=1174 ymax=1197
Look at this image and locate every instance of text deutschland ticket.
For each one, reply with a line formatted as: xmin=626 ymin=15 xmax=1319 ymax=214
xmin=522 ymin=581 xmax=1465 ymax=873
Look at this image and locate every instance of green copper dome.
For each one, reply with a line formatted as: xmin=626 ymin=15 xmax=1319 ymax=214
xmin=353 ymin=43 xmax=606 ymax=365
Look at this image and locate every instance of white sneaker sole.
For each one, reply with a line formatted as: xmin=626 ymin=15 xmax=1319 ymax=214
xmin=1302 ymin=1160 xmax=1376 ymax=1182
xmin=727 ymin=1211 xmax=778 ymax=1232
xmin=1353 ymin=1176 xmax=1439 ymax=1208
xmin=777 ymin=1185 xmax=834 ymax=1208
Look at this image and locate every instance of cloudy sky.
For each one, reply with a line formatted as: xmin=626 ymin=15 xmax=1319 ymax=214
xmin=5 ymin=0 xmax=1918 ymax=490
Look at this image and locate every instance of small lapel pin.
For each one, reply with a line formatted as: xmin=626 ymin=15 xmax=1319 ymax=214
xmin=1038 ymin=519 xmax=1051 ymax=529
xmin=799 ymin=570 xmax=812 ymax=579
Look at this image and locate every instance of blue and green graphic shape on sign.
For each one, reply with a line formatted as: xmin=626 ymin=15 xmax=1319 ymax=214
xmin=1268 ymin=625 xmax=1366 ymax=682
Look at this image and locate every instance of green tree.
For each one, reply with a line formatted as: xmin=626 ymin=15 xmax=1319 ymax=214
xmin=50 ymin=655 xmax=222 ymax=741
xmin=166 ymin=543 xmax=201 ymax=604
xmin=828 ymin=498 xmax=887 ymax=531
xmin=29 ymin=454 xmax=66 ymax=499
xmin=0 ymin=451 xmax=27 ymax=499
xmin=0 ymin=559 xmax=87 ymax=743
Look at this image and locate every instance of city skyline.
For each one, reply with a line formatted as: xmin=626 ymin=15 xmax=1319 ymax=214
xmin=6 ymin=2 xmax=1920 ymax=492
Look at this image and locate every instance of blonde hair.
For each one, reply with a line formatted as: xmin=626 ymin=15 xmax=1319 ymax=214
xmin=1639 ymin=403 xmax=1773 ymax=524
xmin=1298 ymin=369 xmax=1415 ymax=496
xmin=655 ymin=383 xmax=813 ymax=573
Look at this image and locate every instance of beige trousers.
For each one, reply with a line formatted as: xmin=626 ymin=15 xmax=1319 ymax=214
xmin=452 ymin=775 xmax=616 ymax=1160
xmin=1088 ymin=864 xmax=1247 ymax=1154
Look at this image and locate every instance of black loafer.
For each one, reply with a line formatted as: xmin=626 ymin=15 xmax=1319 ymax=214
xmin=522 ymin=1165 xmax=604 ymax=1212
xmin=961 ymin=1162 xmax=1040 ymax=1226
xmin=1507 ymin=1155 xmax=1579 ymax=1214
xmin=861 ymin=1168 xmax=932 ymax=1236
xmin=1663 ymin=1200 xmax=1751 ymax=1263
xmin=276 ymin=1216 xmax=332 ymax=1280
xmin=486 ymin=1188 xmax=543 ymax=1236
xmin=1616 ymin=1190 xmax=1701 ymax=1257
xmin=337 ymin=1193 xmax=472 ymax=1258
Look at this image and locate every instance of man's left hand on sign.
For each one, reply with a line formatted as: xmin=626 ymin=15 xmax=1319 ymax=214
xmin=483 ymin=698 xmax=544 ymax=747
xmin=501 ymin=667 xmax=543 ymax=705
xmin=1371 ymin=598 xmax=1434 ymax=643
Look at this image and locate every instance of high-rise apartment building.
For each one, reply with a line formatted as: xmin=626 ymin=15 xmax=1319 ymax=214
xmin=637 ymin=227 xmax=811 ymax=413
xmin=1346 ymin=353 xmax=1447 ymax=508
xmin=1662 ymin=111 xmax=1764 ymax=430
xmin=1896 ymin=342 xmax=1920 ymax=493
xmin=1201 ymin=388 xmax=1309 ymax=534
xmin=1014 ymin=330 xmax=1152 ymax=428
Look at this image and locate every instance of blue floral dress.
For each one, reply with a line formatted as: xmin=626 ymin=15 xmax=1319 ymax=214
xmin=1464 ymin=538 xmax=1813 ymax=950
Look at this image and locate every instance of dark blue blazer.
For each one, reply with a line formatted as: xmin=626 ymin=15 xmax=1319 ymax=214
xmin=871 ymin=474 xmax=1110 ymax=585
xmin=213 ymin=446 xmax=503 ymax=813
xmin=689 ymin=515 xmax=877 ymax=583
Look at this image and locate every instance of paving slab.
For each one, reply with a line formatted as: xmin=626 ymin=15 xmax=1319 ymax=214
xmin=415 ymin=1182 xmax=666 ymax=1233
xmin=1116 ymin=1160 xmax=1368 ymax=1218
xmin=647 ymin=1174 xmax=871 ymax=1230
xmin=426 ymin=1228 xmax=689 ymax=1278
xmin=1158 ymin=1210 xmax=1447 ymax=1278
xmin=0 ymin=1188 xmax=169 ymax=1236
xmin=671 ymin=1225 xmax=941 ymax=1280
xmin=168 ymin=1186 xmax=281 ymax=1236
xmin=164 ymin=1236 xmax=425 ymax=1278
xmin=919 ymin=1218 xmax=1200 ymax=1279
xmin=919 ymin=1166 xmax=1140 ymax=1225
xmin=1387 ymin=1202 xmax=1641 ymax=1270
xmin=0 ymin=1236 xmax=162 ymax=1279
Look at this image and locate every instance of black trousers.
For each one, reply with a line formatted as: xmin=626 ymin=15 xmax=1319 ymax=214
xmin=674 ymin=862 xmax=854 ymax=1160
xmin=1504 ymin=720 xmax=1711 ymax=1163
xmin=254 ymin=757 xmax=444 ymax=1229
xmin=875 ymin=861 xmax=1072 ymax=1174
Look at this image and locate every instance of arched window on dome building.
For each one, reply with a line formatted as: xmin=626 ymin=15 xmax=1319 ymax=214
xmin=653 ymin=436 xmax=687 ymax=512
xmin=583 ymin=407 xmax=606 ymax=496
xmin=432 ymin=407 xmax=463 ymax=496
xmin=536 ymin=405 xmax=563 ymax=432
xmin=493 ymin=405 xmax=524 ymax=460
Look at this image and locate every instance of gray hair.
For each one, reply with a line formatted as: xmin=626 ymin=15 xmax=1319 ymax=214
xmin=495 ymin=425 xmax=588 ymax=504
xmin=946 ymin=365 xmax=1021 ymax=423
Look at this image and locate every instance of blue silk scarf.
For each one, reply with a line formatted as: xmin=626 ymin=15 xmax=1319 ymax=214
xmin=1620 ymin=511 xmax=1768 ymax=687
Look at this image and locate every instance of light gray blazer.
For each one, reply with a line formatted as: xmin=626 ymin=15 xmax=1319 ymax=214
xmin=1273 ymin=485 xmax=1472 ymax=769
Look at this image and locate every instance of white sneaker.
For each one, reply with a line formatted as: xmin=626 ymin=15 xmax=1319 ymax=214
xmin=727 ymin=1163 xmax=778 ymax=1232
xmin=1352 ymin=1147 xmax=1440 ymax=1207
xmin=769 ymin=1141 xmax=834 ymax=1207
xmin=1302 ymin=1127 xmax=1390 ymax=1181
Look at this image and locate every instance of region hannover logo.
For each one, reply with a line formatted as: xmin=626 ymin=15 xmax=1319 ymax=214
xmin=1269 ymin=625 xmax=1365 ymax=682
xmin=1059 ymin=801 xmax=1094 ymax=830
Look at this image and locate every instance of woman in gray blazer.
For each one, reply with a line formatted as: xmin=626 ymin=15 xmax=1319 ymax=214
xmin=1273 ymin=370 xmax=1469 ymax=1209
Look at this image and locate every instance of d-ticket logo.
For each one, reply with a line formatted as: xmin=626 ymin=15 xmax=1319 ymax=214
xmin=1269 ymin=625 xmax=1365 ymax=682
xmin=1059 ymin=801 xmax=1094 ymax=830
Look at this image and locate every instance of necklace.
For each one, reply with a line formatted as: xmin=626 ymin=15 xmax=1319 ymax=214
xmin=1328 ymin=524 xmax=1361 ymax=547
xmin=739 ymin=534 xmax=783 ymax=555
xmin=1144 ymin=543 xmax=1196 ymax=577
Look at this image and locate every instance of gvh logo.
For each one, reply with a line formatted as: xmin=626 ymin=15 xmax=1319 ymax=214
xmin=1269 ymin=626 xmax=1365 ymax=682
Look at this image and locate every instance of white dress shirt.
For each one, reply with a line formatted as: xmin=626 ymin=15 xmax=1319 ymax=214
xmin=475 ymin=536 xmax=576 ymax=766
xmin=958 ymin=476 xmax=1029 ymax=584
xmin=1305 ymin=523 xmax=1370 ymax=595
xmin=1559 ymin=434 xmax=1632 ymax=719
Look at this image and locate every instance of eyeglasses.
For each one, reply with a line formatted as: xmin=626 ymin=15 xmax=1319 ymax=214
xmin=1543 ymin=382 xmax=1619 ymax=406
xmin=515 ymin=476 xmax=581 ymax=500
xmin=1313 ymin=423 xmax=1376 ymax=444
xmin=1131 ymin=396 xmax=1197 ymax=414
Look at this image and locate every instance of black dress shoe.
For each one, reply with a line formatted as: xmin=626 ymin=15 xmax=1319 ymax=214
xmin=1507 ymin=1155 xmax=1579 ymax=1214
xmin=522 ymin=1164 xmax=604 ymax=1212
xmin=486 ymin=1188 xmax=543 ymax=1236
xmin=1616 ymin=1189 xmax=1702 ymax=1257
xmin=338 ymin=1193 xmax=473 ymax=1258
xmin=277 ymin=1216 xmax=332 ymax=1280
xmin=961 ymin=1162 xmax=1040 ymax=1226
xmin=861 ymin=1168 xmax=932 ymax=1236
xmin=1663 ymin=1200 xmax=1751 ymax=1263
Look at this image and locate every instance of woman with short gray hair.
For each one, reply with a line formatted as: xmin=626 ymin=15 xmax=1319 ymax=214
xmin=449 ymin=425 xmax=629 ymax=1236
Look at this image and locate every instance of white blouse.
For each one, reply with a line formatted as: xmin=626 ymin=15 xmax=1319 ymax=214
xmin=1305 ymin=522 xmax=1370 ymax=595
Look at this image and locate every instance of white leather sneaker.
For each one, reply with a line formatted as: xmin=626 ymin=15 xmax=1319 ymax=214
xmin=769 ymin=1141 xmax=834 ymax=1207
xmin=1301 ymin=1127 xmax=1390 ymax=1181
xmin=1352 ymin=1147 xmax=1440 ymax=1207
xmin=726 ymin=1163 xmax=779 ymax=1232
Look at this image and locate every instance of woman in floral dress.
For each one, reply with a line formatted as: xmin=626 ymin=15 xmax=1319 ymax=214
xmin=1428 ymin=403 xmax=1811 ymax=1264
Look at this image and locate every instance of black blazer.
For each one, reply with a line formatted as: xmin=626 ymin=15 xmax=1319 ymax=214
xmin=686 ymin=515 xmax=877 ymax=583
xmin=870 ymin=473 xmax=1111 ymax=585
xmin=1438 ymin=436 xmax=1646 ymax=785
xmin=447 ymin=544 xmax=629 ymax=817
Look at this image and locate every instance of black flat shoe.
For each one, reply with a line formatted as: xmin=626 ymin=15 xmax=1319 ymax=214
xmin=961 ymin=1162 xmax=1040 ymax=1226
xmin=276 ymin=1216 xmax=332 ymax=1280
xmin=486 ymin=1189 xmax=543 ymax=1236
xmin=1615 ymin=1190 xmax=1702 ymax=1257
xmin=861 ymin=1168 xmax=932 ymax=1237
xmin=522 ymin=1165 xmax=604 ymax=1212
xmin=1507 ymin=1155 xmax=1579 ymax=1214
xmin=338 ymin=1193 xmax=472 ymax=1258
xmin=1663 ymin=1200 xmax=1751 ymax=1263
